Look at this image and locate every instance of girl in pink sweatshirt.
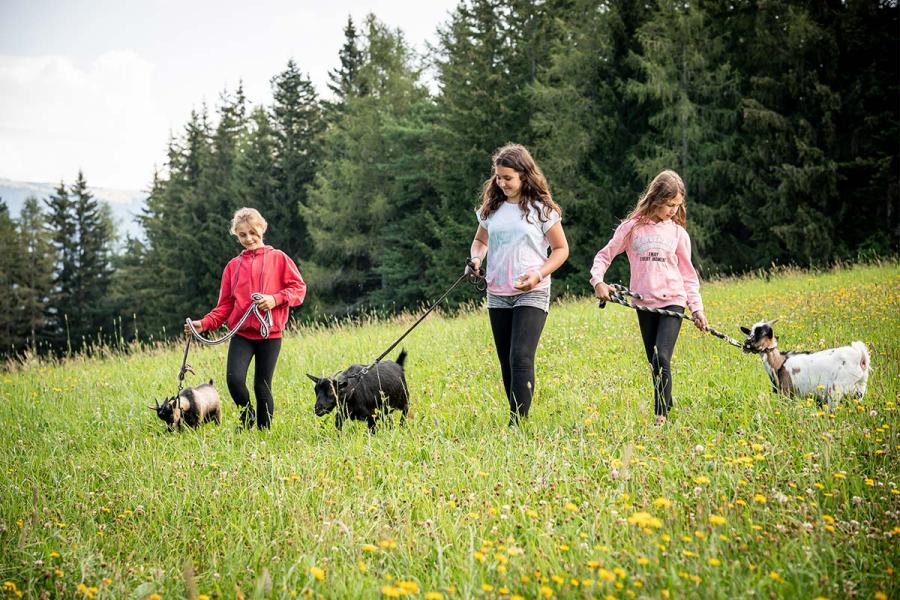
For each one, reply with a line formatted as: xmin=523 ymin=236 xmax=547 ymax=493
xmin=590 ymin=170 xmax=708 ymax=425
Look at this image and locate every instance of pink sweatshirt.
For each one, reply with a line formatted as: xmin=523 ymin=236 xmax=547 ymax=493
xmin=589 ymin=218 xmax=704 ymax=313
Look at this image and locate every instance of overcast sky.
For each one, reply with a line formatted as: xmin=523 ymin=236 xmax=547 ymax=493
xmin=0 ymin=0 xmax=458 ymax=190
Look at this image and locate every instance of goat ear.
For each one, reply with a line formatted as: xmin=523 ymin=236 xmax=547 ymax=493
xmin=740 ymin=326 xmax=751 ymax=335
xmin=306 ymin=373 xmax=320 ymax=384
xmin=765 ymin=319 xmax=778 ymax=327
xmin=338 ymin=380 xmax=348 ymax=390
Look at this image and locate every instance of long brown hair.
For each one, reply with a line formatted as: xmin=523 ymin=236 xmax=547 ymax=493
xmin=625 ymin=170 xmax=686 ymax=228
xmin=478 ymin=144 xmax=562 ymax=224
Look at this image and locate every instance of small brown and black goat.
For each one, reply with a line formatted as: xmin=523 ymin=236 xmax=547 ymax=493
xmin=151 ymin=380 xmax=221 ymax=431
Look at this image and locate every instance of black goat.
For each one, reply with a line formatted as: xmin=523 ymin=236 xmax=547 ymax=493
xmin=307 ymin=350 xmax=409 ymax=433
xmin=151 ymin=380 xmax=221 ymax=431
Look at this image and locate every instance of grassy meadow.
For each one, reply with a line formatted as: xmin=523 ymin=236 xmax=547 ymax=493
xmin=1 ymin=263 xmax=898 ymax=599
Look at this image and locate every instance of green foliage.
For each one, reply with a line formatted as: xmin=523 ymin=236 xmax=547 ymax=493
xmin=1 ymin=265 xmax=897 ymax=598
xmin=0 ymin=199 xmax=26 ymax=354
xmin=271 ymin=60 xmax=325 ymax=261
xmin=16 ymin=197 xmax=55 ymax=351
xmin=303 ymin=15 xmax=434 ymax=312
xmin=12 ymin=0 xmax=898 ymax=357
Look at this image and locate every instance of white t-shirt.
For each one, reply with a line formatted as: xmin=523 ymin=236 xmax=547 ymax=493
xmin=476 ymin=201 xmax=561 ymax=296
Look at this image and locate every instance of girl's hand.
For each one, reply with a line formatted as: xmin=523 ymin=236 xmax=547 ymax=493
xmin=692 ymin=311 xmax=709 ymax=331
xmin=594 ymin=282 xmax=612 ymax=302
xmin=513 ymin=271 xmax=541 ymax=291
xmin=465 ymin=257 xmax=482 ymax=276
xmin=184 ymin=319 xmax=204 ymax=334
xmin=255 ymin=294 xmax=277 ymax=311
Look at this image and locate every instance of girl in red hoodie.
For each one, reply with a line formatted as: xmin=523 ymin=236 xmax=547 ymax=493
xmin=185 ymin=208 xmax=306 ymax=429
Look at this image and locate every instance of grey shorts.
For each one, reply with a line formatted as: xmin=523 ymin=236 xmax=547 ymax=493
xmin=487 ymin=288 xmax=551 ymax=312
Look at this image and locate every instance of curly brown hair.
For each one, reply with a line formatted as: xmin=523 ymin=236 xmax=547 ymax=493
xmin=478 ymin=144 xmax=562 ymax=224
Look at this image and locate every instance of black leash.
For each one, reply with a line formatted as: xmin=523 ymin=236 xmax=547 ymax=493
xmin=371 ymin=259 xmax=486 ymax=364
xmin=597 ymin=284 xmax=743 ymax=349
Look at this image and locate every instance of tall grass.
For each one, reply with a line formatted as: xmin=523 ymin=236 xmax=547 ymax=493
xmin=1 ymin=263 xmax=898 ymax=599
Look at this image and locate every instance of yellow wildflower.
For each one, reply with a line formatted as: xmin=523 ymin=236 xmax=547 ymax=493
xmin=627 ymin=511 xmax=663 ymax=529
xmin=309 ymin=567 xmax=325 ymax=581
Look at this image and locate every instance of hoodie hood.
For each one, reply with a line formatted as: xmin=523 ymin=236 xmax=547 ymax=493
xmin=240 ymin=245 xmax=274 ymax=257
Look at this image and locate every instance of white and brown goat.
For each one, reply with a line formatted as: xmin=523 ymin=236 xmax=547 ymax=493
xmin=151 ymin=380 xmax=222 ymax=431
xmin=741 ymin=320 xmax=871 ymax=407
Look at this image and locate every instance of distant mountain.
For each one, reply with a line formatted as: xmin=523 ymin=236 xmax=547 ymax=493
xmin=0 ymin=177 xmax=146 ymax=241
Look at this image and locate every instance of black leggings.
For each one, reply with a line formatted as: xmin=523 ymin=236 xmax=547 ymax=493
xmin=488 ymin=307 xmax=548 ymax=421
xmin=226 ymin=335 xmax=283 ymax=429
xmin=636 ymin=305 xmax=684 ymax=417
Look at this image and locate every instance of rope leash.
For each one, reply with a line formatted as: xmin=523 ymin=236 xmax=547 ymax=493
xmin=347 ymin=259 xmax=485 ymax=383
xmin=597 ymin=284 xmax=743 ymax=349
xmin=177 ymin=292 xmax=273 ymax=391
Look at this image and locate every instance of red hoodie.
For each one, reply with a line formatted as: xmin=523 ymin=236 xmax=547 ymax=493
xmin=201 ymin=246 xmax=306 ymax=340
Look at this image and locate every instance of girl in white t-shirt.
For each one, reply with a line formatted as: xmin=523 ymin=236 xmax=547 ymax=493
xmin=466 ymin=144 xmax=569 ymax=425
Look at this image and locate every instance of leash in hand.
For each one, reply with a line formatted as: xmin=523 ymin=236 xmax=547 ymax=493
xmin=177 ymin=292 xmax=273 ymax=391
xmin=597 ymin=284 xmax=743 ymax=349
xmin=370 ymin=258 xmax=486 ymax=365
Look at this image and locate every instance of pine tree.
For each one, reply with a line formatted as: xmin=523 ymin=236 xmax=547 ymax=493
xmin=70 ymin=170 xmax=116 ymax=348
xmin=327 ymin=16 xmax=366 ymax=107
xmin=627 ymin=0 xmax=741 ymax=274
xmin=303 ymin=15 xmax=434 ymax=312
xmin=427 ymin=0 xmax=564 ymax=300
xmin=16 ymin=197 xmax=55 ymax=352
xmin=531 ymin=0 xmax=655 ymax=287
xmin=709 ymin=1 xmax=841 ymax=268
xmin=271 ymin=59 xmax=325 ymax=261
xmin=44 ymin=180 xmax=78 ymax=349
xmin=0 ymin=199 xmax=25 ymax=355
xmin=238 ymin=106 xmax=279 ymax=239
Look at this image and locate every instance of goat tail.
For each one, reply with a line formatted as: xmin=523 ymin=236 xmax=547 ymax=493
xmin=396 ymin=348 xmax=408 ymax=368
xmin=851 ymin=341 xmax=871 ymax=374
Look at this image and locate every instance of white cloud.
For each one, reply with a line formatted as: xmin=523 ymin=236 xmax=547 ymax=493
xmin=0 ymin=51 xmax=168 ymax=189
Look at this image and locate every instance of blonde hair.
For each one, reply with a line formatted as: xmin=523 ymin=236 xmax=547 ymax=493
xmin=230 ymin=207 xmax=268 ymax=237
xmin=625 ymin=170 xmax=686 ymax=227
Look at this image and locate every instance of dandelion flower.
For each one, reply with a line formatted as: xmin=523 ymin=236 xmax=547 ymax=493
xmin=708 ymin=558 xmax=721 ymax=567
xmin=653 ymin=498 xmax=672 ymax=509
xmin=627 ymin=511 xmax=663 ymax=529
xmin=753 ymin=494 xmax=767 ymax=504
xmin=709 ymin=515 xmax=727 ymax=526
xmin=309 ymin=567 xmax=325 ymax=581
